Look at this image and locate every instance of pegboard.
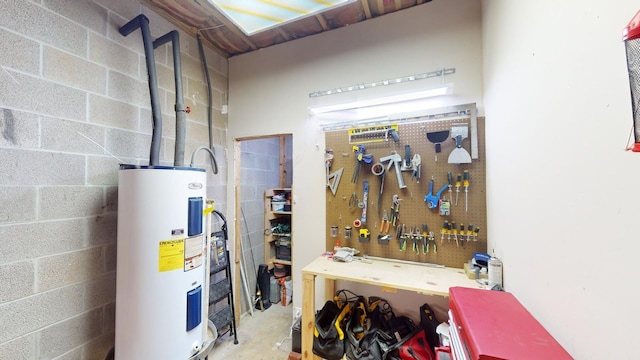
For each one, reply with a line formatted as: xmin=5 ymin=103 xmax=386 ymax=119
xmin=325 ymin=118 xmax=487 ymax=268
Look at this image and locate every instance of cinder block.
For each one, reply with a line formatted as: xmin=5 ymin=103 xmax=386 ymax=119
xmin=50 ymin=347 xmax=82 ymax=360
xmin=0 ymin=186 xmax=36 ymax=224
xmin=0 ymin=149 xmax=85 ymax=186
xmin=187 ymin=121 xmax=209 ymax=147
xmin=36 ymin=308 xmax=103 ymax=360
xmin=104 ymin=243 xmax=117 ymax=272
xmin=138 ymin=108 xmax=153 ymax=134
xmin=87 ymin=156 xmax=119 ymax=186
xmin=103 ymin=303 xmax=115 ymax=333
xmin=41 ymin=117 xmax=106 ymax=155
xmin=154 ymin=62 xmax=175 ymax=92
xmin=161 ymin=112 xmax=176 ymax=140
xmin=86 ymin=213 xmax=117 ymax=247
xmin=0 ymin=283 xmax=85 ymax=343
xmin=210 ymin=70 xmax=228 ymax=93
xmin=43 ymin=0 xmax=108 ymax=36
xmin=36 ymin=247 xmax=104 ymax=292
xmin=95 ymin=0 xmax=141 ymax=25
xmin=81 ymin=331 xmax=114 ymax=360
xmin=0 ymin=334 xmax=35 ymax=360
xmin=104 ymin=186 xmax=118 ymax=214
xmin=179 ymin=53 xmax=204 ymax=82
xmin=43 ymin=46 xmax=106 ymax=94
xmin=0 ymin=0 xmax=87 ymax=57
xmin=38 ymin=186 xmax=104 ymax=221
xmin=0 ymin=109 xmax=40 ymax=148
xmin=84 ymin=272 xmax=116 ymax=309
xmin=89 ymin=33 xmax=138 ymax=77
xmin=0 ymin=70 xmax=86 ymax=121
xmin=105 ymin=11 xmax=144 ymax=54
xmin=0 ymin=260 xmax=35 ymax=303
xmin=88 ymin=94 xmax=138 ymax=131
xmin=105 ymin=128 xmax=153 ymax=160
xmin=107 ymin=71 xmax=150 ymax=108
xmin=0 ymin=219 xmax=86 ymax=264
xmin=0 ymin=28 xmax=39 ymax=75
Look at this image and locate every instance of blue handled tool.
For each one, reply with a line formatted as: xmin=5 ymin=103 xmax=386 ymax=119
xmin=424 ymin=178 xmax=449 ymax=209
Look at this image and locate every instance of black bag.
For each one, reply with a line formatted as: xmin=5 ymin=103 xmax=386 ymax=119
xmin=313 ymin=299 xmax=351 ymax=360
xmin=344 ymin=297 xmax=384 ymax=360
xmin=419 ymin=303 xmax=440 ymax=352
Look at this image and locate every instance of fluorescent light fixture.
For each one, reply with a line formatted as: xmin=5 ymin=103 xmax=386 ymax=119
xmin=208 ymin=0 xmax=356 ymax=36
xmin=309 ymin=86 xmax=450 ymax=115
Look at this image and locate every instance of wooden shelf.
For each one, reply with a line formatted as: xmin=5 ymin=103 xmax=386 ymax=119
xmin=265 ymin=188 xmax=292 ymax=272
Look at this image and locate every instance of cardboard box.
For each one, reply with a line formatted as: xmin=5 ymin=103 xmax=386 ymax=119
xmin=463 ymin=262 xmax=487 ymax=280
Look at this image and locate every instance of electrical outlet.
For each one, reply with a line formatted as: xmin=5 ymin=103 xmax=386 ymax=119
xmin=294 ymin=307 xmax=302 ymax=320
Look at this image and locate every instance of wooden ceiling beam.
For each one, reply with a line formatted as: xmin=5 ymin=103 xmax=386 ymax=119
xmin=315 ymin=14 xmax=329 ymax=30
xmin=361 ymin=0 xmax=372 ymax=19
xmin=375 ymin=0 xmax=385 ymax=15
xmin=394 ymin=0 xmax=402 ymax=11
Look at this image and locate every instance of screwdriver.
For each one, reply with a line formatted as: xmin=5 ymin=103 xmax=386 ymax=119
xmin=440 ymin=220 xmax=448 ymax=243
xmin=467 ymin=224 xmax=473 ymax=242
xmin=473 ymin=227 xmax=480 ymax=241
xmin=463 ymin=170 xmax=470 ymax=212
xmin=447 ymin=172 xmax=453 ymax=201
xmin=455 ymin=174 xmax=462 ymax=206
xmin=450 ymin=221 xmax=456 ymax=244
xmin=459 ymin=223 xmax=465 ymax=247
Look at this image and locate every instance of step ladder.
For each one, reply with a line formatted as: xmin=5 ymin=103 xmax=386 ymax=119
xmin=208 ymin=210 xmax=238 ymax=345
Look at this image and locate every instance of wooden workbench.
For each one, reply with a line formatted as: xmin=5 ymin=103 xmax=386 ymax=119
xmin=300 ymin=255 xmax=482 ymax=360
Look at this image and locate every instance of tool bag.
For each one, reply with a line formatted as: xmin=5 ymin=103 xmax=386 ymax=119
xmin=385 ymin=328 xmax=435 ymax=360
xmin=419 ymin=302 xmax=441 ymax=353
xmin=313 ymin=298 xmax=351 ymax=360
xmin=344 ymin=296 xmax=384 ymax=360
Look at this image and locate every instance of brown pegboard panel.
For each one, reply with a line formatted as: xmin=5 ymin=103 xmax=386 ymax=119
xmin=325 ymin=118 xmax=487 ymax=268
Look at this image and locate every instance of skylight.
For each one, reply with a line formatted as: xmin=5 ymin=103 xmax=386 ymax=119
xmin=208 ymin=0 xmax=356 ymax=36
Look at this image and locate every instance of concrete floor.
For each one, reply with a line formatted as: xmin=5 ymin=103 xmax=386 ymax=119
xmin=208 ymin=302 xmax=294 ymax=359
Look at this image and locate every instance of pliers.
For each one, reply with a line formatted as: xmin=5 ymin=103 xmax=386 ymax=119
xmin=410 ymin=154 xmax=421 ymax=182
xmin=379 ymin=210 xmax=390 ymax=235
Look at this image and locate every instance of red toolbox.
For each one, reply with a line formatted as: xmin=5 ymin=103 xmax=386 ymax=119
xmin=448 ymin=287 xmax=573 ymax=360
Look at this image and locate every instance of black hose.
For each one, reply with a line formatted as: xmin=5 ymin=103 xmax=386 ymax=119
xmin=153 ymin=31 xmax=186 ymax=167
xmin=119 ymin=15 xmax=162 ymax=166
xmin=197 ymin=33 xmax=218 ymax=174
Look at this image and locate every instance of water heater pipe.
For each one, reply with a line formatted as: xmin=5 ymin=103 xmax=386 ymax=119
xmin=153 ymin=31 xmax=186 ymax=167
xmin=197 ymin=33 xmax=218 ymax=174
xmin=119 ymin=15 xmax=162 ymax=166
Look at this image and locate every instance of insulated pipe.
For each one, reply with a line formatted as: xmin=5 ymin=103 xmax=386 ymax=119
xmin=154 ymin=31 xmax=186 ymax=167
xmin=197 ymin=33 xmax=218 ymax=174
xmin=119 ymin=15 xmax=162 ymax=166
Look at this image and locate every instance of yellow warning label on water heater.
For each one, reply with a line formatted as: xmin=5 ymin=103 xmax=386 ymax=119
xmin=159 ymin=239 xmax=184 ymax=272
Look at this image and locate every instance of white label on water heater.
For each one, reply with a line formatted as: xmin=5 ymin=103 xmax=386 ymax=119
xmin=184 ymin=236 xmax=203 ymax=271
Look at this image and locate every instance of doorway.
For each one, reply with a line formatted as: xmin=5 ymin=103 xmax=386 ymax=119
xmin=234 ymin=134 xmax=293 ymax=316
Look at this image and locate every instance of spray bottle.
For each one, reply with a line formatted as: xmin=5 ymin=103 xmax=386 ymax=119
xmin=488 ymin=251 xmax=503 ymax=289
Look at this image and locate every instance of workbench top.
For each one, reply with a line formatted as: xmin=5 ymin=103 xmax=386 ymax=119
xmin=301 ymin=255 xmax=482 ymax=297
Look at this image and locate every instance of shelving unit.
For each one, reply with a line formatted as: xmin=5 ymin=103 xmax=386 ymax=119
xmin=264 ymin=188 xmax=292 ymax=272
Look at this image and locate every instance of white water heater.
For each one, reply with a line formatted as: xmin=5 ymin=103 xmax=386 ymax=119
xmin=115 ymin=165 xmax=207 ymax=359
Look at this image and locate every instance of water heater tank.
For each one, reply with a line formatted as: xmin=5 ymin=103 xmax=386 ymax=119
xmin=115 ymin=165 xmax=207 ymax=359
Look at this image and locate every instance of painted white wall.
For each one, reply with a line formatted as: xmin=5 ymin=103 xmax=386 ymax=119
xmin=482 ymin=1 xmax=639 ymax=358
xmin=227 ymin=0 xmax=482 ymax=317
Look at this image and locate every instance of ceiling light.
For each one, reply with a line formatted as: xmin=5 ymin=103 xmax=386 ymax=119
xmin=309 ymin=86 xmax=450 ymax=115
xmin=208 ymin=0 xmax=356 ymax=36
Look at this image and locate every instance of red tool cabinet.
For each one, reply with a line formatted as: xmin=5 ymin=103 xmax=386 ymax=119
xmin=448 ymin=287 xmax=573 ymax=360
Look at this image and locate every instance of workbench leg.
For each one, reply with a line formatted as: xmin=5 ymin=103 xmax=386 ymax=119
xmin=302 ymin=273 xmax=320 ymax=360
xmin=324 ymin=278 xmax=335 ymax=302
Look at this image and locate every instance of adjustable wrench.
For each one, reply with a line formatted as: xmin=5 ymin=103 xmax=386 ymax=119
xmin=380 ymin=151 xmax=406 ymax=189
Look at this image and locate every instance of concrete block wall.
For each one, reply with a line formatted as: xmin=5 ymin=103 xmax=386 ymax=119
xmin=238 ymin=137 xmax=288 ymax=313
xmin=0 ymin=1 xmax=228 ymax=359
